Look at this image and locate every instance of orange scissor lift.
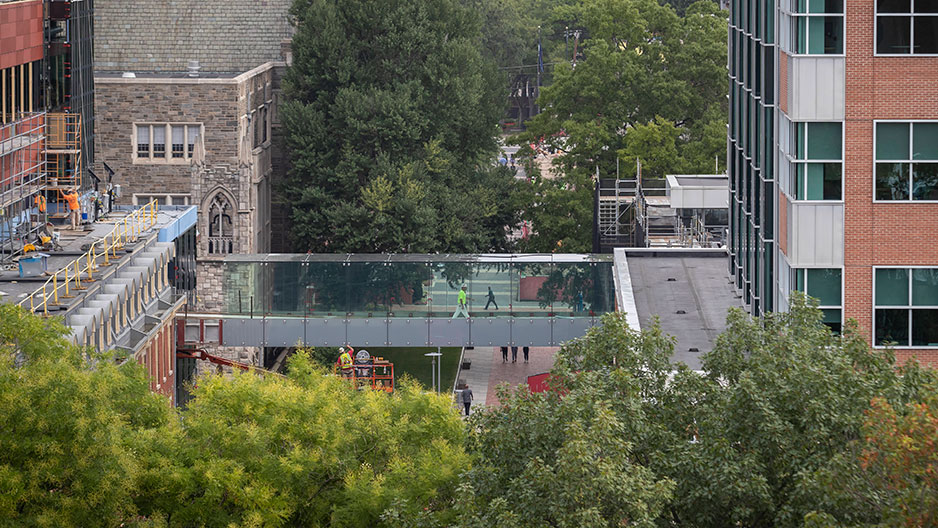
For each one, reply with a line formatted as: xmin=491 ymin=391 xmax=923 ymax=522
xmin=335 ymin=355 xmax=395 ymax=393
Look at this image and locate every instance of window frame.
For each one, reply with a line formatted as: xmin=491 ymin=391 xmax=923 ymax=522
xmin=792 ymin=266 xmax=844 ymax=330
xmin=132 ymin=123 xmax=203 ymax=164
xmin=779 ymin=0 xmax=847 ymax=56
xmin=873 ymin=266 xmax=938 ymax=348
xmin=787 ymin=121 xmax=845 ymax=202
xmin=874 ymin=1 xmax=938 ymax=56
xmin=872 ymin=119 xmax=938 ymax=203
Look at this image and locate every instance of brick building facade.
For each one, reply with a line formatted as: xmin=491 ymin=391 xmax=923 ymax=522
xmin=729 ymin=0 xmax=938 ymax=364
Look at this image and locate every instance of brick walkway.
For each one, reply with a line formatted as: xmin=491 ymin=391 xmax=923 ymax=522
xmin=484 ymin=346 xmax=559 ymax=407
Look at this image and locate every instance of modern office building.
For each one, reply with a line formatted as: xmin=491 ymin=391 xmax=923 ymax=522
xmin=729 ymin=0 xmax=938 ymax=363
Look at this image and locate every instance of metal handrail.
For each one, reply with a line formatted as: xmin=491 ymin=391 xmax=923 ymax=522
xmin=19 ymin=200 xmax=160 ymax=315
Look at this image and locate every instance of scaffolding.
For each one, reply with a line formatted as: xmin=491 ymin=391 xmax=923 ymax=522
xmin=0 ymin=113 xmax=47 ymax=262
xmin=45 ymin=112 xmax=82 ymax=190
xmin=595 ymin=176 xmax=640 ymax=251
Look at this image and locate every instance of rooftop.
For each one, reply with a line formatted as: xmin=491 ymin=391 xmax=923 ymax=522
xmin=0 ymin=205 xmax=195 ymax=307
xmin=619 ymin=248 xmax=742 ymax=369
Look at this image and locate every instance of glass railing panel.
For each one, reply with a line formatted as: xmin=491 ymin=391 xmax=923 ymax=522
xmin=427 ymin=258 xmax=474 ymax=318
xmin=512 ymin=257 xmax=553 ymax=317
xmin=474 ymin=258 xmax=512 ymax=317
xmin=549 ymin=255 xmax=615 ymax=318
xmin=347 ymin=257 xmax=390 ymax=317
xmin=386 ymin=259 xmax=432 ymax=318
xmin=303 ymin=259 xmax=352 ymax=317
xmin=224 ymin=260 xmax=258 ymax=315
xmin=268 ymin=260 xmax=306 ymax=315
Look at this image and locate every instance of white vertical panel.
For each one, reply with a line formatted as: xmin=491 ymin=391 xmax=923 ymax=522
xmin=832 ymin=59 xmax=845 ymax=120
xmin=778 ymin=249 xmax=791 ymax=311
xmin=788 ymin=57 xmax=845 ymax=121
xmin=817 ymin=59 xmax=833 ymax=120
xmin=789 ymin=203 xmax=845 ymax=267
xmin=814 ymin=204 xmax=833 ymax=264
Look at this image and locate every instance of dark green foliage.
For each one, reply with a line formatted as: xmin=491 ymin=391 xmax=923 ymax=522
xmin=514 ymin=0 xmax=728 ymax=251
xmin=283 ymin=0 xmax=524 ymax=253
xmin=457 ymin=294 xmax=938 ymax=527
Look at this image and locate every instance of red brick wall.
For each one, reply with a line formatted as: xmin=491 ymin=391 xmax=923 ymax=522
xmin=137 ymin=316 xmax=177 ymax=405
xmin=844 ymin=0 xmax=938 ymax=366
xmin=0 ymin=0 xmax=43 ymax=70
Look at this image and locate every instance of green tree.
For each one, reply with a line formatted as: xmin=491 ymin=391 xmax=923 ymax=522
xmin=0 ymin=304 xmax=174 ymax=527
xmin=283 ymin=0 xmax=521 ymax=253
xmin=1 ymin=306 xmax=469 ymax=527
xmin=459 ymin=379 xmax=674 ymax=528
xmin=139 ymin=351 xmax=468 ymax=527
xmin=455 ymin=295 xmax=938 ymax=528
xmin=805 ymin=391 xmax=938 ymax=528
xmin=514 ymin=0 xmax=728 ymax=250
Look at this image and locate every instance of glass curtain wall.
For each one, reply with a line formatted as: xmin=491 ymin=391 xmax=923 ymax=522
xmin=729 ymin=0 xmax=776 ymax=315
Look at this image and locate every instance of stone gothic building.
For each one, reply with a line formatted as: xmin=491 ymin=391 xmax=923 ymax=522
xmin=92 ymin=0 xmax=294 ymax=365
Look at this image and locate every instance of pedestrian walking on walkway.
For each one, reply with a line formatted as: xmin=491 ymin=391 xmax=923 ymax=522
xmin=461 ymin=385 xmax=473 ymax=416
xmin=452 ymin=285 xmax=470 ymax=319
xmin=523 ymin=346 xmax=529 ymax=363
xmin=501 ymin=346 xmax=508 ymax=363
xmin=511 ymin=346 xmax=518 ymax=363
xmin=484 ymin=286 xmax=498 ymax=310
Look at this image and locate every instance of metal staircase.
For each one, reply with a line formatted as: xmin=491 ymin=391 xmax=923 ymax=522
xmin=596 ymin=177 xmax=639 ymax=250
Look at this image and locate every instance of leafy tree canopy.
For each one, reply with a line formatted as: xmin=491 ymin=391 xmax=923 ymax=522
xmin=283 ymin=0 xmax=525 ymax=253
xmin=513 ymin=0 xmax=728 ymax=251
xmin=0 ymin=304 xmax=174 ymax=527
xmin=0 ymin=305 xmax=468 ymax=527
xmin=451 ymin=295 xmax=938 ymax=527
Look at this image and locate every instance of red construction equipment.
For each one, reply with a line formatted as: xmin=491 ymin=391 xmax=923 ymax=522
xmin=333 ymin=348 xmax=395 ymax=393
xmin=176 ymin=347 xmax=280 ymax=377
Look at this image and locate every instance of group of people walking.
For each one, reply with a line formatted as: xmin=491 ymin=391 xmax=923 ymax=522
xmin=500 ymin=346 xmax=529 ymax=364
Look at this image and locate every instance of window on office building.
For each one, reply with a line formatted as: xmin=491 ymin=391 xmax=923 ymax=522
xmin=875 ymin=268 xmax=938 ymax=346
xmin=876 ymin=0 xmax=938 ymax=54
xmin=788 ymin=0 xmax=845 ymax=54
xmin=793 ymin=267 xmax=843 ymax=332
xmin=875 ymin=122 xmax=938 ymax=200
xmin=789 ymin=121 xmax=843 ymax=200
xmin=133 ymin=123 xmax=203 ymax=163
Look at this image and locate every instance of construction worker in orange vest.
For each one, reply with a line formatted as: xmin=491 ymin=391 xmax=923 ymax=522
xmin=58 ymin=188 xmax=80 ymax=229
xmin=34 ymin=194 xmax=46 ymax=214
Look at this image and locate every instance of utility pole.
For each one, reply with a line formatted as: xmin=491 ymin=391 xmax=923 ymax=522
xmin=536 ymin=26 xmax=542 ymax=116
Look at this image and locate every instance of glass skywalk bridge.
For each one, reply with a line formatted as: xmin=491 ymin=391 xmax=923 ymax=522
xmin=212 ymin=253 xmax=619 ymax=348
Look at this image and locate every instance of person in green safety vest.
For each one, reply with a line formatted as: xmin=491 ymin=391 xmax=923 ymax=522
xmin=452 ymin=285 xmax=470 ymax=319
xmin=338 ymin=346 xmax=354 ymax=376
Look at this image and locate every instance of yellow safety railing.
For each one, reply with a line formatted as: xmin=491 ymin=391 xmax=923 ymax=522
xmin=19 ymin=200 xmax=160 ymax=315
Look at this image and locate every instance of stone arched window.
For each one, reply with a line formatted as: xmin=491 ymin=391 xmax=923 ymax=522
xmin=207 ymin=192 xmax=234 ymax=254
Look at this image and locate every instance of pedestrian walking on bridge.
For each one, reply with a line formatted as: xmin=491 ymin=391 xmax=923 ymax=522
xmin=452 ymin=285 xmax=470 ymax=319
xmin=484 ymin=286 xmax=498 ymax=310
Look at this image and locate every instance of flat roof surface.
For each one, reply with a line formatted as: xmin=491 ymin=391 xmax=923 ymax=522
xmin=673 ymin=176 xmax=727 ymax=187
xmin=95 ymin=71 xmax=241 ymax=79
xmin=626 ymin=253 xmax=742 ymax=369
xmin=0 ymin=206 xmax=192 ymax=306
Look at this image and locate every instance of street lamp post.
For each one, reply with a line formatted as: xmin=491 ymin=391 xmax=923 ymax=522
xmin=424 ymin=349 xmax=442 ymax=393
